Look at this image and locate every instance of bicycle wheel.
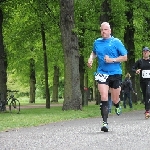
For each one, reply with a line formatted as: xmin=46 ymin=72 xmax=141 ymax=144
xmin=9 ymin=99 xmax=20 ymax=114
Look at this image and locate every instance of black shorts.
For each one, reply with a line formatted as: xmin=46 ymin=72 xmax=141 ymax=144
xmin=97 ymin=74 xmax=122 ymax=89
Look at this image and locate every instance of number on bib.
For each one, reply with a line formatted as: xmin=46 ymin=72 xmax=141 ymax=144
xmin=142 ymin=70 xmax=150 ymax=78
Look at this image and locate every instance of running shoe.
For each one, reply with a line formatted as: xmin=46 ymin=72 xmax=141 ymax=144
xmin=115 ymin=106 xmax=122 ymax=116
xmin=101 ymin=122 xmax=108 ymax=132
xmin=145 ymin=111 xmax=150 ymax=119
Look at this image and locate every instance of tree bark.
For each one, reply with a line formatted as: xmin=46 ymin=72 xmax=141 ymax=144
xmin=79 ymin=55 xmax=85 ymax=106
xmin=84 ymin=73 xmax=88 ymax=106
xmin=0 ymin=9 xmax=7 ymax=111
xmin=124 ymin=0 xmax=136 ymax=102
xmin=29 ymin=57 xmax=36 ymax=103
xmin=100 ymin=0 xmax=113 ymax=33
xmin=51 ymin=66 xmax=59 ymax=103
xmin=78 ymin=14 xmax=86 ymax=106
xmin=41 ymin=24 xmax=50 ymax=108
xmin=60 ymin=0 xmax=82 ymax=110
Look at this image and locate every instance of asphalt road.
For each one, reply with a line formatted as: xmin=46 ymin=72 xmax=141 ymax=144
xmin=0 ymin=110 xmax=150 ymax=150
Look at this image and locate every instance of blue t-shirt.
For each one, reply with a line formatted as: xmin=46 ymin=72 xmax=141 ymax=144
xmin=93 ymin=36 xmax=127 ymax=75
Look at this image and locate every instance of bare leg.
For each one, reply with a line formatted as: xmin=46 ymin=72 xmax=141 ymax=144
xmin=110 ymin=87 xmax=122 ymax=115
xmin=110 ymin=87 xmax=121 ymax=104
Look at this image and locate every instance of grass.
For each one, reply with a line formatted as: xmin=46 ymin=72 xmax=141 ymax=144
xmin=0 ymin=101 xmax=145 ymax=132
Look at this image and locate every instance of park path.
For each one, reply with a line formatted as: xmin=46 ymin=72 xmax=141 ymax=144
xmin=5 ymin=103 xmax=63 ymax=110
xmin=0 ymin=110 xmax=150 ymax=150
xmin=19 ymin=103 xmax=63 ymax=109
xmin=6 ymin=101 xmax=95 ymax=109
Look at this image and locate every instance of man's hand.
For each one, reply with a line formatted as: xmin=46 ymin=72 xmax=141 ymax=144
xmin=87 ymin=52 xmax=96 ymax=68
xmin=87 ymin=58 xmax=93 ymax=68
xmin=104 ymin=55 xmax=112 ymax=63
xmin=136 ymin=69 xmax=141 ymax=74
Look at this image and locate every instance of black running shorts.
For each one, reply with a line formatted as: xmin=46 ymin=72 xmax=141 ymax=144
xmin=97 ymin=74 xmax=122 ymax=89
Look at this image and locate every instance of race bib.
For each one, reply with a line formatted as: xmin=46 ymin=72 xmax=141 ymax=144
xmin=95 ymin=73 xmax=109 ymax=82
xmin=142 ymin=70 xmax=150 ymax=78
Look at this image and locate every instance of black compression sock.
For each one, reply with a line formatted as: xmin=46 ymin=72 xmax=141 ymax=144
xmin=114 ymin=101 xmax=120 ymax=108
xmin=100 ymin=101 xmax=108 ymax=123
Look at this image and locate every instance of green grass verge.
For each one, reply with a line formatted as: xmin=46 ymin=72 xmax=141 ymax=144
xmin=0 ymin=101 xmax=144 ymax=132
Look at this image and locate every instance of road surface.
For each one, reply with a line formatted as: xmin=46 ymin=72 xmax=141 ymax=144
xmin=0 ymin=110 xmax=150 ymax=150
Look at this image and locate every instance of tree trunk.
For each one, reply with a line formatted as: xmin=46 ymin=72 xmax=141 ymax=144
xmin=124 ymin=0 xmax=136 ymax=103
xmin=78 ymin=14 xmax=86 ymax=106
xmin=79 ymin=55 xmax=84 ymax=106
xmin=60 ymin=0 xmax=82 ymax=110
xmin=0 ymin=9 xmax=7 ymax=111
xmin=84 ymin=73 xmax=88 ymax=106
xmin=100 ymin=0 xmax=113 ymax=33
xmin=92 ymin=77 xmax=96 ymax=101
xmin=29 ymin=58 xmax=36 ymax=103
xmin=51 ymin=66 xmax=59 ymax=103
xmin=41 ymin=24 xmax=50 ymax=109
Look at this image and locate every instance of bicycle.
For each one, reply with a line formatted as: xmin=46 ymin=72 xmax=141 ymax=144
xmin=7 ymin=90 xmax=21 ymax=114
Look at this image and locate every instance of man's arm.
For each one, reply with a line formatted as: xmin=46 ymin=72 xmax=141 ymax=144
xmin=87 ymin=52 xmax=97 ymax=68
xmin=105 ymin=55 xmax=127 ymax=63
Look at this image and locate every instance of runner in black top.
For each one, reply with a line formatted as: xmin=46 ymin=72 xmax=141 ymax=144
xmin=132 ymin=47 xmax=150 ymax=119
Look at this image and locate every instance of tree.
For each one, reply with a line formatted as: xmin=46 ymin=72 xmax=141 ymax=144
xmin=2 ymin=0 xmax=59 ymax=107
xmin=60 ymin=0 xmax=82 ymax=110
xmin=100 ymin=0 xmax=113 ymax=28
xmin=0 ymin=8 xmax=7 ymax=111
xmin=41 ymin=23 xmax=50 ymax=108
xmin=51 ymin=66 xmax=59 ymax=102
xmin=29 ymin=55 xmax=36 ymax=103
xmin=124 ymin=0 xmax=136 ymax=102
xmin=1 ymin=0 xmax=150 ymax=107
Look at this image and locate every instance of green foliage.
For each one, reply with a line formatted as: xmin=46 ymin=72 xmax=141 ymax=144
xmin=0 ymin=0 xmax=150 ymax=97
xmin=2 ymin=0 xmax=64 ymax=94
